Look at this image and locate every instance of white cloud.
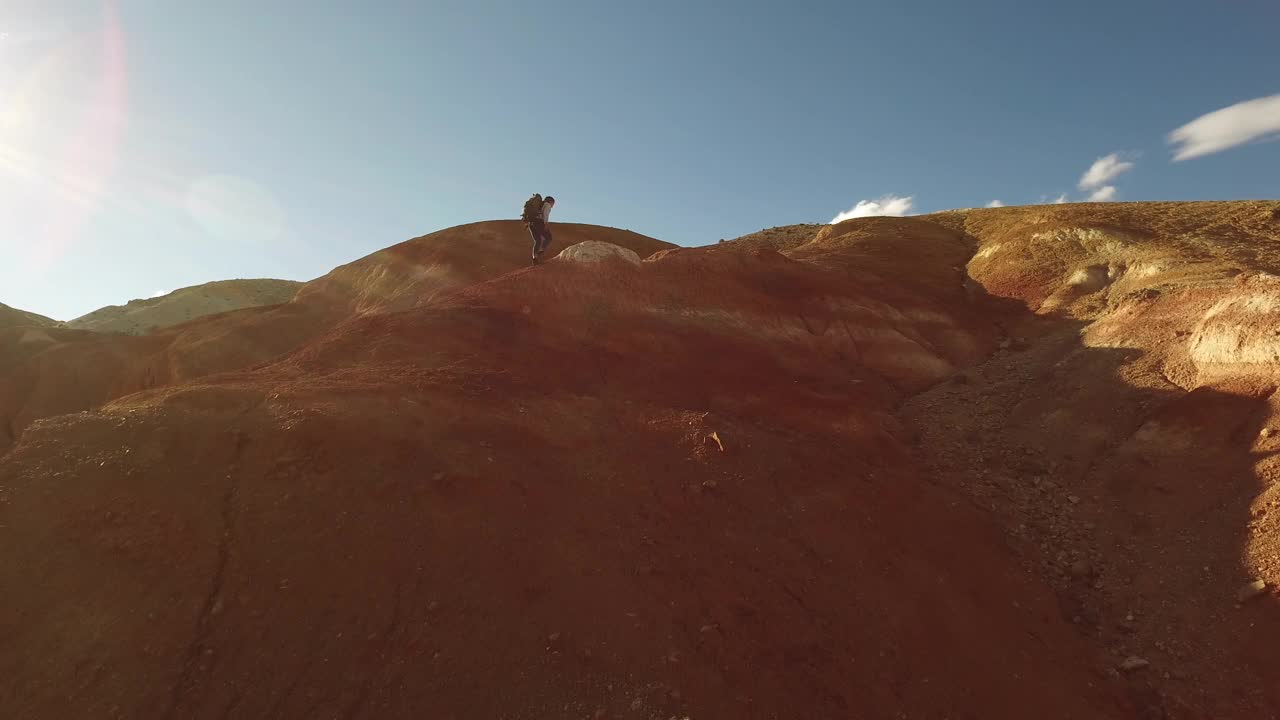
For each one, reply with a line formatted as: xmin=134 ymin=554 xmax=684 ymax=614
xmin=986 ymin=200 xmax=1005 ymax=208
xmin=1169 ymin=94 xmax=1280 ymax=161
xmin=1040 ymin=193 xmax=1069 ymax=205
xmin=830 ymin=194 xmax=914 ymax=223
xmin=150 ymin=290 xmax=167 ymax=298
xmin=1086 ymin=185 xmax=1117 ymax=202
xmin=1078 ymin=153 xmax=1135 ymax=190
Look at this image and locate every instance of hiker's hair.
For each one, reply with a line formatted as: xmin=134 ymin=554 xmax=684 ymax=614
xmin=544 ymin=196 xmax=555 ymax=203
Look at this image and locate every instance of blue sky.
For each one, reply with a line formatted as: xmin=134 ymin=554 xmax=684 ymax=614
xmin=2 ymin=0 xmax=1278 ymax=320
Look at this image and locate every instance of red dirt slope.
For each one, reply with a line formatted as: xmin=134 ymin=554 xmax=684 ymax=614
xmin=3 ymin=203 xmax=1279 ymax=719
xmin=294 ymin=221 xmax=672 ymax=314
xmin=0 ymin=223 xmax=671 ymax=453
xmin=0 ymin=217 xmax=1129 ymax=719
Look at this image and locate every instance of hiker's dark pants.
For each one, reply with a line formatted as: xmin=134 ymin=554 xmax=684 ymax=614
xmin=528 ymin=221 xmax=552 ymax=257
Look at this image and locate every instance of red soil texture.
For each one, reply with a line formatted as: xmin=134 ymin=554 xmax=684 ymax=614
xmin=2 ymin=203 xmax=1278 ymax=719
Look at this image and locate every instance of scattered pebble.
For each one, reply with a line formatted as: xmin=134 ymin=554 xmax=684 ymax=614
xmin=705 ymin=432 xmax=725 ymax=452
xmin=1238 ymin=579 xmax=1268 ymax=604
xmin=1119 ymin=656 xmax=1150 ymax=672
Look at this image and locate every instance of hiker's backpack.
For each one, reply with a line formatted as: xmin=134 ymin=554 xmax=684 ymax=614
xmin=521 ymin=193 xmax=544 ymax=223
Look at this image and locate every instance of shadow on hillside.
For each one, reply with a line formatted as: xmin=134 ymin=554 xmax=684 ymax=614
xmin=903 ymin=286 xmax=1280 ymax=717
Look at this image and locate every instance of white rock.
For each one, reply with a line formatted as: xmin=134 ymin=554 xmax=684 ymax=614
xmin=556 ymin=241 xmax=642 ymax=266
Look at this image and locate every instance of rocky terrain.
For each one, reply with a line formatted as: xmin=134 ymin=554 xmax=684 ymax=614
xmin=1 ymin=203 xmax=1278 ymax=719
